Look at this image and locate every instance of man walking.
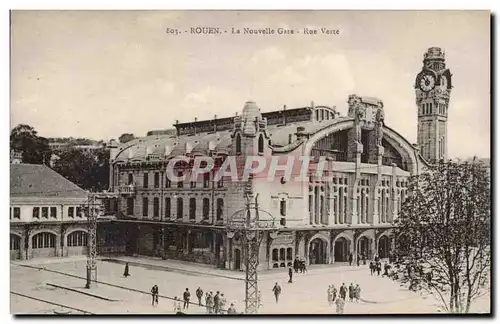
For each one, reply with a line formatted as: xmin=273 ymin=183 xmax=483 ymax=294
xmin=196 ymin=287 xmax=204 ymax=306
xmin=339 ymin=283 xmax=347 ymax=300
xmin=288 ymin=267 xmax=293 ymax=283
xmin=183 ymin=288 xmax=191 ymax=310
xmin=348 ymin=283 xmax=354 ymax=302
xmin=349 ymin=253 xmax=353 ymax=266
xmin=150 ymin=284 xmax=159 ymax=306
xmin=213 ymin=291 xmax=220 ymax=314
xmin=123 ymin=262 xmax=130 ymax=277
xmin=272 ymin=282 xmax=282 ymax=303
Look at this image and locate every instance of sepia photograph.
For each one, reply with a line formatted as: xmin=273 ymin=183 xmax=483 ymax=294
xmin=9 ymin=10 xmax=491 ymax=315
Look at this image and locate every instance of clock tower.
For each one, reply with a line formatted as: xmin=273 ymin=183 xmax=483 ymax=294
xmin=415 ymin=47 xmax=452 ymax=162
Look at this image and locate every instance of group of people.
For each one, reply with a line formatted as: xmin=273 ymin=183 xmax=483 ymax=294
xmin=369 ymin=256 xmax=393 ymax=278
xmin=327 ymin=283 xmax=362 ymax=314
xmin=292 ymin=258 xmax=308 ymax=274
xmin=172 ymin=287 xmax=237 ymax=314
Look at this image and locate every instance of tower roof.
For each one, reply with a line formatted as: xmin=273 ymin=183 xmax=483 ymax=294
xmin=424 ymin=47 xmax=445 ymax=61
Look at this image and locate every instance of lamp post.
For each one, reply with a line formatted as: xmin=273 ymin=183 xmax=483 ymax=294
xmin=85 ymin=193 xmax=100 ymax=289
xmin=227 ymin=192 xmax=278 ymax=314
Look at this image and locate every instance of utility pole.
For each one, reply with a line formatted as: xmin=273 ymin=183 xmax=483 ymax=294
xmin=85 ymin=193 xmax=98 ymax=289
xmin=228 ymin=176 xmax=277 ymax=314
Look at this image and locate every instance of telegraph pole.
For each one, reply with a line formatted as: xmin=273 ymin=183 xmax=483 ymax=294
xmin=228 ymin=176 xmax=277 ymax=314
xmin=85 ymin=193 xmax=98 ymax=289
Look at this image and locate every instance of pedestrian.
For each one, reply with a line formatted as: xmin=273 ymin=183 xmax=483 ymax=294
xmin=288 ymin=267 xmax=293 ymax=283
xmin=183 ymin=288 xmax=191 ymax=310
xmin=173 ymin=296 xmax=182 ymax=313
xmin=227 ymin=303 xmax=237 ymax=314
xmin=348 ymin=283 xmax=354 ymax=302
xmin=362 ymin=253 xmax=367 ymax=265
xmin=354 ymin=284 xmax=361 ymax=303
xmin=302 ymin=259 xmax=308 ymax=273
xmin=219 ymin=293 xmax=227 ymax=314
xmin=327 ymin=285 xmax=333 ymax=306
xmin=196 ymin=287 xmax=204 ymax=305
xmin=150 ymin=284 xmax=159 ymax=306
xmin=383 ymin=263 xmax=390 ymax=277
xmin=214 ymin=291 xmax=220 ymax=314
xmin=369 ymin=261 xmax=374 ymax=275
xmin=349 ymin=253 xmax=353 ymax=266
xmin=339 ymin=283 xmax=347 ymax=300
xmin=335 ymin=295 xmax=345 ymax=314
xmin=272 ymin=282 xmax=281 ymax=303
xmin=332 ymin=285 xmax=337 ymax=303
xmin=356 ymin=254 xmax=360 ymax=266
xmin=123 ymin=262 xmax=130 ymax=277
xmin=205 ymin=291 xmax=213 ymax=314
xmin=376 ymin=262 xmax=382 ymax=276
xmin=293 ymin=257 xmax=299 ymax=273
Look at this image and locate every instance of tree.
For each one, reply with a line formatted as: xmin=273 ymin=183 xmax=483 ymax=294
xmin=52 ymin=148 xmax=109 ymax=192
xmin=393 ymin=159 xmax=491 ymax=313
xmin=10 ymin=124 xmax=51 ymax=164
xmin=119 ymin=133 xmax=135 ymax=143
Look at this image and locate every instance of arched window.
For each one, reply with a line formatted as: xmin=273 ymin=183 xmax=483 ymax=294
xmin=235 ymin=133 xmax=242 ymax=154
xmin=10 ymin=234 xmax=21 ymax=250
xmin=32 ymin=232 xmax=56 ymax=249
xmin=258 ymin=134 xmax=264 ymax=154
xmin=67 ymin=231 xmax=88 ymax=247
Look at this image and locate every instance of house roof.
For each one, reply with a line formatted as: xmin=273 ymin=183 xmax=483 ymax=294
xmin=10 ymin=164 xmax=88 ymax=198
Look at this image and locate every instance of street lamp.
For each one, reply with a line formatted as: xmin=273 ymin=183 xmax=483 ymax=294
xmin=227 ymin=192 xmax=278 ymax=314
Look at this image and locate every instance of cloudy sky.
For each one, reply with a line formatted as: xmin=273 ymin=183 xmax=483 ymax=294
xmin=10 ymin=10 xmax=490 ymax=158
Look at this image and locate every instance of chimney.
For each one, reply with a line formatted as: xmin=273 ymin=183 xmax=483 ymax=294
xmin=214 ymin=114 xmax=218 ymax=132
xmin=175 ymin=120 xmax=179 ymax=137
xmin=283 ymin=105 xmax=287 ymax=125
xmin=194 ymin=117 xmax=197 ymax=136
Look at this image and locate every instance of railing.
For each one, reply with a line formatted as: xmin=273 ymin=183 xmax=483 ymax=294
xmin=118 ymin=185 xmax=136 ymax=195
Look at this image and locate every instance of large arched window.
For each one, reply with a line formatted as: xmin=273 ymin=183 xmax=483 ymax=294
xmin=67 ymin=231 xmax=88 ymax=247
xmin=258 ymin=134 xmax=264 ymax=154
xmin=235 ymin=133 xmax=242 ymax=154
xmin=32 ymin=232 xmax=56 ymax=249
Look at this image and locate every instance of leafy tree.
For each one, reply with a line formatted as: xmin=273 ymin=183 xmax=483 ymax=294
xmin=119 ymin=133 xmax=135 ymax=143
xmin=393 ymin=159 xmax=491 ymax=313
xmin=52 ymin=148 xmax=109 ymax=192
xmin=10 ymin=124 xmax=51 ymax=164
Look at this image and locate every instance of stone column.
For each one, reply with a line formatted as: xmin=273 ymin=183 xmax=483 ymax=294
xmin=390 ymin=164 xmax=398 ymax=222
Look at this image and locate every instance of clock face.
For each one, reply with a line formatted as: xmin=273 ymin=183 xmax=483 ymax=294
xmin=419 ymin=74 xmax=436 ymax=92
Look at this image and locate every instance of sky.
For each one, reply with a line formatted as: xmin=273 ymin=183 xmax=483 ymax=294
xmin=10 ymin=10 xmax=490 ymax=158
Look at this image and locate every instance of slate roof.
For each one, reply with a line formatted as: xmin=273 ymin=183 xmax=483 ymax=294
xmin=10 ymin=164 xmax=88 ymax=198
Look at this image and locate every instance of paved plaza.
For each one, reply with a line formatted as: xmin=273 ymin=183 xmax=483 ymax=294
xmin=10 ymin=256 xmax=490 ymax=315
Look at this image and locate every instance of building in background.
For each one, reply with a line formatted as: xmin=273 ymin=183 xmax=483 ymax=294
xmin=10 ymin=164 xmax=90 ymax=260
xmin=102 ymin=48 xmax=454 ymax=270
